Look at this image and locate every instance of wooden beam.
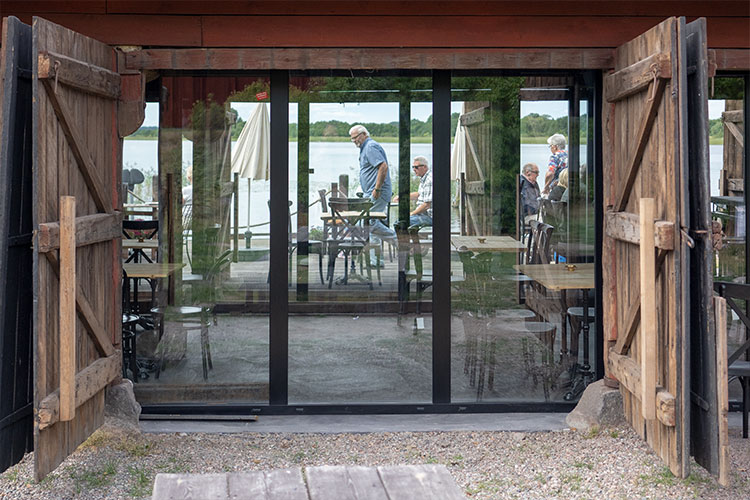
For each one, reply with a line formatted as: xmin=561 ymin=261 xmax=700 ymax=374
xmin=41 ymin=80 xmax=112 ymax=214
xmin=724 ymin=121 xmax=744 ymax=148
xmin=613 ymin=249 xmax=668 ymax=355
xmin=605 ymin=211 xmax=675 ymax=249
xmin=37 ymin=353 xmax=121 ymax=430
xmin=614 ymin=77 xmax=667 ymax=212
xmin=44 ymin=252 xmax=115 ymax=357
xmin=125 ymin=48 xmax=615 ymax=71
xmin=604 ymin=52 xmax=671 ymax=102
xmin=462 ymin=126 xmax=486 ymax=182
xmin=640 ymin=198 xmax=657 ymax=421
xmin=59 ymin=197 xmax=76 ymax=423
xmin=608 ymin=350 xmax=676 ymax=427
xmin=37 ymin=50 xmax=120 ymax=100
xmin=714 ymin=296 xmax=730 ymax=486
xmin=37 ymin=212 xmax=122 ymax=253
xmin=713 ymin=49 xmax=750 ymax=71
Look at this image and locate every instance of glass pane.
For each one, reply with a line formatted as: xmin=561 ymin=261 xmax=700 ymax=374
xmin=288 ymin=74 xmax=433 ymax=404
xmin=126 ymin=76 xmax=271 ymax=405
xmin=710 ymin=76 xmax=746 ymax=406
xmin=450 ymin=75 xmax=596 ymax=403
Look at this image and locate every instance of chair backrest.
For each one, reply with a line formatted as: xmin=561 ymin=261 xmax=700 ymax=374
xmin=532 ymin=222 xmax=554 ymax=264
xmin=122 ymin=219 xmax=158 ymax=239
xmin=328 ymin=197 xmax=373 ymax=243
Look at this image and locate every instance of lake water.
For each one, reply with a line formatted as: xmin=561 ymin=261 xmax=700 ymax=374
xmin=123 ymin=140 xmax=726 ymax=232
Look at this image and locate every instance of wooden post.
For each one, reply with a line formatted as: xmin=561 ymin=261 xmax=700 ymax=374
xmin=338 ymin=174 xmax=349 ymax=198
xmin=59 ymin=196 xmax=76 ymax=422
xmin=331 ymin=182 xmax=338 ymax=198
xmin=639 ymin=198 xmax=656 ymax=420
xmin=714 ymin=296 xmax=730 ymax=486
xmin=233 ymin=173 xmax=239 ymax=262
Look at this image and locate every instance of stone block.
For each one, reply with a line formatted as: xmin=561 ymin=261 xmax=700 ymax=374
xmin=566 ymin=379 xmax=624 ymax=432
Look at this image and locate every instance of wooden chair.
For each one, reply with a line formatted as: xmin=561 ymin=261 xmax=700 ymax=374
xmin=122 ymin=219 xmax=158 ymax=263
xmin=325 ymin=197 xmax=376 ymax=289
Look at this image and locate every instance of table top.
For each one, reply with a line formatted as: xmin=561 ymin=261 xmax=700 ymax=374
xmin=321 ymin=211 xmax=387 ymax=220
xmin=123 ymin=262 xmax=184 ymax=279
xmin=514 ymin=263 xmax=595 ymax=290
xmin=452 ymin=235 xmax=526 ymax=252
xmin=124 ymin=202 xmax=158 ymax=208
xmin=152 ymin=464 xmax=465 ymax=500
xmin=122 ymin=239 xmax=158 ymax=249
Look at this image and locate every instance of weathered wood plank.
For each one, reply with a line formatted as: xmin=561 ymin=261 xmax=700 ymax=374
xmin=37 ymin=50 xmax=120 ymax=100
xmin=714 ymin=296 xmax=730 ymax=486
xmin=640 ymin=198 xmax=657 ymax=421
xmin=378 ymin=464 xmax=466 ymax=500
xmin=44 ymin=252 xmax=114 ymax=357
xmin=40 ymin=79 xmax=112 ymax=214
xmin=58 ymin=197 xmax=76 ymax=422
xmin=152 ymin=473 xmax=228 ymax=499
xmin=604 ymin=52 xmax=671 ymax=102
xmin=37 ymin=353 xmax=120 ymax=430
xmin=264 ymin=468 xmax=308 ymax=499
xmin=307 ymin=465 xmax=388 ymax=500
xmin=37 ymin=212 xmax=122 ymax=252
xmin=614 ymin=77 xmax=667 ymax=212
xmin=605 ymin=211 xmax=675 ymax=249
xmin=713 ymin=48 xmax=750 ymax=71
xmin=608 ymin=350 xmax=676 ymax=428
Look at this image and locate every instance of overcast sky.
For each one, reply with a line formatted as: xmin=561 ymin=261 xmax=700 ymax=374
xmin=142 ymin=98 xmax=729 ymax=128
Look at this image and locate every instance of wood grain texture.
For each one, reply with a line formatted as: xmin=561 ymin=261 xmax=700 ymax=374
xmin=37 ymin=212 xmax=122 ymax=252
xmin=58 ymin=197 xmax=75 ymax=422
xmin=605 ymin=211 xmax=675 ymax=249
xmin=604 ymin=52 xmax=671 ymax=103
xmin=640 ymin=198 xmax=657 ymax=421
xmin=37 ymin=50 xmax=120 ymax=100
xmin=713 ymin=296 xmax=730 ymax=486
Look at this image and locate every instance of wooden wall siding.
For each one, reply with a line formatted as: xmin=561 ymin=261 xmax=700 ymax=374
xmin=4 ymin=1 xmax=748 ymax=17
xmin=603 ymin=18 xmax=686 ymax=476
xmin=1 ymin=13 xmax=748 ymax=50
xmin=32 ymin=17 xmax=120 ymax=480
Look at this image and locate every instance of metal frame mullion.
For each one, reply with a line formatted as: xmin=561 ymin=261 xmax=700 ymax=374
xmin=269 ymin=70 xmax=289 ymax=405
xmin=432 ymin=70 xmax=451 ymax=403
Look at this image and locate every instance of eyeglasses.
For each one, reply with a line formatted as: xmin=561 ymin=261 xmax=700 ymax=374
xmin=350 ymin=132 xmax=364 ymax=142
xmin=413 ymin=164 xmax=425 ymax=169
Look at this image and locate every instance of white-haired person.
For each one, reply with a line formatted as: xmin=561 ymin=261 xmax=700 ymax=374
xmin=349 ymin=124 xmax=397 ymax=248
xmin=395 ymin=156 xmax=433 ymax=227
xmin=543 ymin=133 xmax=568 ymax=195
xmin=519 ymin=163 xmax=541 ymax=226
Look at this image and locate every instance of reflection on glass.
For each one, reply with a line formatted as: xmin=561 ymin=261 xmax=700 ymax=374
xmin=710 ymin=77 xmax=746 ymax=406
xmin=287 ymin=74 xmax=433 ymax=404
xmin=450 ymin=75 xmax=596 ymax=403
xmin=124 ymin=76 xmax=271 ymax=405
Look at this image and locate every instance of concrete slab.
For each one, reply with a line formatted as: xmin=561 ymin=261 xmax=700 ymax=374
xmin=140 ymin=413 xmax=569 ymax=434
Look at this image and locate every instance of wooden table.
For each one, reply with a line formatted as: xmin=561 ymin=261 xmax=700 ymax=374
xmin=123 ymin=263 xmax=184 ymax=312
xmin=122 ymin=239 xmax=158 ymax=250
xmin=513 ymin=263 xmax=594 ymax=291
xmin=123 ymin=202 xmax=158 ymax=218
xmin=452 ymin=235 xmax=526 ymax=253
xmin=320 ymin=210 xmax=387 ymax=221
xmin=152 ymin=464 xmax=466 ymax=500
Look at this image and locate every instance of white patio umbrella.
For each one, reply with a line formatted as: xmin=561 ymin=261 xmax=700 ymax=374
xmin=450 ymin=120 xmax=466 ymax=181
xmin=231 ymin=102 xmax=270 ymax=230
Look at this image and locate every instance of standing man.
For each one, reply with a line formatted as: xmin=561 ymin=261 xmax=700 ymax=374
xmin=396 ymin=156 xmax=433 ymax=227
xmin=542 ymin=133 xmax=568 ymax=195
xmin=349 ymin=125 xmax=397 ymax=244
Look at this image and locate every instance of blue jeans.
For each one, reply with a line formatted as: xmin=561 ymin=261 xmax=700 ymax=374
xmin=368 ymin=192 xmax=396 ymax=243
xmin=409 ymin=213 xmax=432 ymax=228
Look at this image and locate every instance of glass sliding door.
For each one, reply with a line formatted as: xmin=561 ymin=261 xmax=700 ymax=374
xmin=287 ymin=73 xmax=434 ymax=404
xmin=130 ymin=75 xmax=271 ymax=405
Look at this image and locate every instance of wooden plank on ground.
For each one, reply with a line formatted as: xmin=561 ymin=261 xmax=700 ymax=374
xmin=226 ymin=471 xmax=268 ymax=498
xmin=307 ymin=465 xmax=388 ymax=500
xmin=263 ymin=468 xmax=308 ymax=499
xmin=605 ymin=211 xmax=675 ymax=249
xmin=37 ymin=353 xmax=120 ymax=430
xmin=377 ymin=464 xmax=466 ymax=500
xmin=604 ymin=52 xmax=671 ymax=102
xmin=37 ymin=212 xmax=122 ymax=252
xmin=58 ymin=196 xmax=75 ymax=422
xmin=152 ymin=473 xmax=228 ymax=500
xmin=640 ymin=198 xmax=657 ymax=421
xmin=714 ymin=296 xmax=730 ymax=487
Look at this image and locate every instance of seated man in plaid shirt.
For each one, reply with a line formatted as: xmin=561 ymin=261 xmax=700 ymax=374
xmin=404 ymin=156 xmax=433 ymax=227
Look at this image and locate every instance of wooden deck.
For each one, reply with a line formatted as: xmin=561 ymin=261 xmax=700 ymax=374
xmin=152 ymin=464 xmax=466 ymax=499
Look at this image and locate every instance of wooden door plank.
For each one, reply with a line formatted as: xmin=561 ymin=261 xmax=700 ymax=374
xmin=37 ymin=353 xmax=120 ymax=430
xmin=604 ymin=52 xmax=671 ymax=103
xmin=605 ymin=211 xmax=675 ymax=249
xmin=713 ymin=296 xmax=730 ymax=487
xmin=37 ymin=212 xmax=122 ymax=252
xmin=37 ymin=50 xmax=120 ymax=100
xmin=614 ymin=77 xmax=667 ymax=212
xmin=44 ymin=252 xmax=115 ymax=357
xmin=462 ymin=126 xmax=486 ymax=182
xmin=58 ymin=196 xmax=76 ymax=422
xmin=40 ymin=79 xmax=112 ymax=214
xmin=378 ymin=465 xmax=465 ymax=500
xmin=640 ymin=198 xmax=657 ymax=421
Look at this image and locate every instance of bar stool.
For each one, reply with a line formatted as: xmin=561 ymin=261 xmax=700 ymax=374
xmin=121 ymin=313 xmax=139 ymax=381
xmin=150 ymin=305 xmax=213 ymax=380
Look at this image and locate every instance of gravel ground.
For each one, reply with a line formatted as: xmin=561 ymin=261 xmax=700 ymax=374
xmin=1 ymin=421 xmax=748 ymax=499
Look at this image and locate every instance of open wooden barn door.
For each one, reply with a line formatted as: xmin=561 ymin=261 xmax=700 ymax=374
xmin=30 ymin=17 xmax=143 ymax=480
xmin=603 ymin=17 xmax=722 ymax=479
xmin=0 ymin=16 xmax=35 ymax=474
